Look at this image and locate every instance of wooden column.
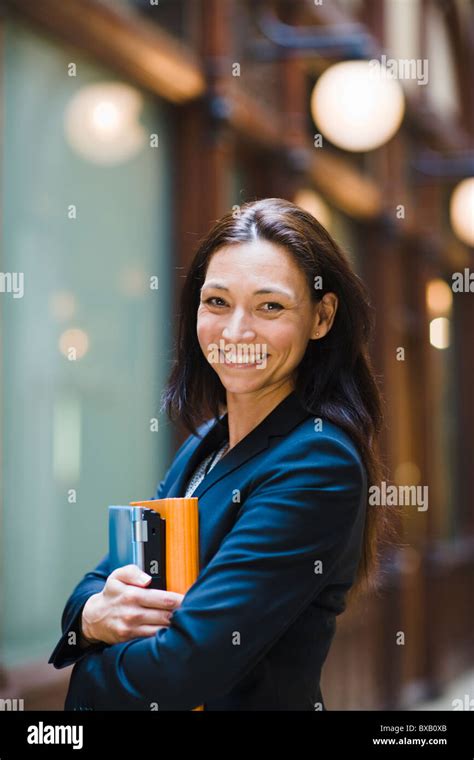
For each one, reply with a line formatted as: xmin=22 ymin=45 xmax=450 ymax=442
xmin=172 ymin=0 xmax=237 ymax=446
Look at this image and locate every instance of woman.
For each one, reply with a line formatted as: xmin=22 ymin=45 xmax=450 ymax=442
xmin=49 ymin=198 xmax=389 ymax=710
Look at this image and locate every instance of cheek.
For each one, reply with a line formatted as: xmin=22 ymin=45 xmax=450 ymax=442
xmin=268 ymin=320 xmax=305 ymax=353
xmin=196 ymin=310 xmax=217 ymax=347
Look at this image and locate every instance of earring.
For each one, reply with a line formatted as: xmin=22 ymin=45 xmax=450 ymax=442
xmin=315 ymin=331 xmax=320 ymax=337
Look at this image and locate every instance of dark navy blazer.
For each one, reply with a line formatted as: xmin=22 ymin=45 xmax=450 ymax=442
xmin=48 ymin=390 xmax=367 ymax=710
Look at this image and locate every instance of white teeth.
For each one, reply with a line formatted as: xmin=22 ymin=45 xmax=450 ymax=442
xmin=219 ymin=349 xmax=268 ymax=364
xmin=225 ymin=355 xmax=267 ymax=361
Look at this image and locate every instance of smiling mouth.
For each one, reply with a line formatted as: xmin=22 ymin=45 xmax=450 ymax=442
xmin=220 ymin=350 xmax=269 ymax=367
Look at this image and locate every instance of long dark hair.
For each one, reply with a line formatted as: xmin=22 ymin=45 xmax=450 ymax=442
xmin=161 ymin=198 xmax=396 ymax=602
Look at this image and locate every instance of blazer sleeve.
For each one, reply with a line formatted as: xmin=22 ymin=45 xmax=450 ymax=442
xmin=64 ymin=434 xmax=366 ymax=710
xmin=47 ymin=475 xmax=169 ymax=670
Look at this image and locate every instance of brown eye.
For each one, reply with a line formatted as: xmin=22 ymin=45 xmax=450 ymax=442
xmin=205 ymin=297 xmax=226 ymax=307
xmin=261 ymin=302 xmax=283 ymax=312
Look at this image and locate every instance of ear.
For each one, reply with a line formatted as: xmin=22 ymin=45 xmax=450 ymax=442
xmin=310 ymin=293 xmax=338 ymax=339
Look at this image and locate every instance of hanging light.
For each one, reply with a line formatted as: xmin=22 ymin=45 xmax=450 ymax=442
xmin=64 ymin=82 xmax=146 ymax=165
xmin=449 ymin=178 xmax=474 ymax=247
xmin=294 ymin=189 xmax=332 ymax=231
xmin=426 ymin=278 xmax=452 ymax=317
xmin=58 ymin=328 xmax=90 ymax=360
xmin=426 ymin=279 xmax=452 ymax=350
xmin=429 ymin=317 xmax=450 ymax=350
xmin=310 ymin=60 xmax=405 ymax=152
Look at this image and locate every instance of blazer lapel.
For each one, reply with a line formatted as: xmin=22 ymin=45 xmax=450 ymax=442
xmin=165 ymin=390 xmax=311 ymax=500
xmin=164 ymin=416 xmax=227 ymax=498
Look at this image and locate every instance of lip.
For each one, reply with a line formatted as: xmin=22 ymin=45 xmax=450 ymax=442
xmin=220 ymin=350 xmax=269 ymax=368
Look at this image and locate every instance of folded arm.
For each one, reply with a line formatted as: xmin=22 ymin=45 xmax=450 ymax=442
xmin=64 ymin=435 xmax=366 ymax=710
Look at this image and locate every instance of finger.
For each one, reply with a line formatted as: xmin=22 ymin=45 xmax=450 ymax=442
xmin=128 ymin=609 xmax=174 ymax=627
xmin=112 ymin=564 xmax=151 ymax=586
xmin=132 ymin=588 xmax=184 ymax=609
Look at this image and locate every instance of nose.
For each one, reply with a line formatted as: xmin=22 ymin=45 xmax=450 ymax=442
xmin=221 ymin=307 xmax=257 ymax=343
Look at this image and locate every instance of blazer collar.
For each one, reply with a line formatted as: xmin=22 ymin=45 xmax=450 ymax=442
xmin=166 ymin=390 xmax=312 ymax=499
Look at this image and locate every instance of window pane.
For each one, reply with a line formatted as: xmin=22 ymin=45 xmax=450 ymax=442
xmin=1 ymin=19 xmax=173 ymax=665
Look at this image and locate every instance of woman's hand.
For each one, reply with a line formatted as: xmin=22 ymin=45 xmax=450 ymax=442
xmin=80 ymin=564 xmax=184 ymax=646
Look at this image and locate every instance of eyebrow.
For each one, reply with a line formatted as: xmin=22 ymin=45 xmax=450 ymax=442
xmin=201 ymin=282 xmax=294 ymax=298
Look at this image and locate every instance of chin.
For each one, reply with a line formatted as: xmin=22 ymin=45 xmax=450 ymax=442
xmin=217 ymin=374 xmax=269 ymax=394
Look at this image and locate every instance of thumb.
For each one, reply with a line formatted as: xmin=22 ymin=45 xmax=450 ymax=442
xmin=114 ymin=564 xmax=151 ymax=586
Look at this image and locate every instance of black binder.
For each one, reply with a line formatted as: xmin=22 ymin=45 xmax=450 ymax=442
xmin=109 ymin=505 xmax=166 ymax=590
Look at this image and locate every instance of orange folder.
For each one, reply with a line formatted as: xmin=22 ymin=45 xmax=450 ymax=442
xmin=130 ymin=498 xmax=204 ymax=712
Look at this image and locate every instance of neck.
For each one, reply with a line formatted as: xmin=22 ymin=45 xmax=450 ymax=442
xmin=225 ymin=379 xmax=295 ymax=450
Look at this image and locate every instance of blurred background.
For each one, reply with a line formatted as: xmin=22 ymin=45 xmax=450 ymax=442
xmin=0 ymin=0 xmax=473 ymax=711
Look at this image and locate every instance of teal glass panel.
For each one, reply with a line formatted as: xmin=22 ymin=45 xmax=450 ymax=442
xmin=1 ymin=19 xmax=173 ymax=665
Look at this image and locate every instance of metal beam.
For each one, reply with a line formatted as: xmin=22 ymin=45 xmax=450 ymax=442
xmin=3 ymin=0 xmax=205 ymax=104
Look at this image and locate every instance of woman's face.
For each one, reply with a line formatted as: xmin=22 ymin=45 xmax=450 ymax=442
xmin=196 ymin=240 xmax=337 ymax=397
